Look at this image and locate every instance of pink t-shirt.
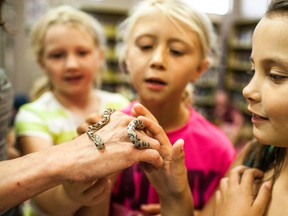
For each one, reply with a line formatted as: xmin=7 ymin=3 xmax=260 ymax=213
xmin=111 ymin=102 xmax=236 ymax=214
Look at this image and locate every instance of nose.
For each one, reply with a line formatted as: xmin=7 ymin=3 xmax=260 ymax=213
xmin=150 ymin=47 xmax=166 ymax=70
xmin=242 ymin=74 xmax=261 ymax=104
xmin=65 ymin=54 xmax=79 ymax=70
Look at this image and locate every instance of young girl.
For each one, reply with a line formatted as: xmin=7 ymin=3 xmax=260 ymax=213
xmin=80 ymin=0 xmax=236 ymax=215
xmin=215 ymin=0 xmax=288 ymax=215
xmin=14 ymin=5 xmax=129 ymax=215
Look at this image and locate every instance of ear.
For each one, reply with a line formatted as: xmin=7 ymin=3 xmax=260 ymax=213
xmin=122 ymin=47 xmax=130 ymax=74
xmin=96 ymin=48 xmax=105 ymax=67
xmin=37 ymin=57 xmax=43 ymax=68
xmin=190 ymin=58 xmax=209 ymax=82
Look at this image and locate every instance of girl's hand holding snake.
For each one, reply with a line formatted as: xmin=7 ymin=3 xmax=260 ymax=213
xmin=131 ymin=103 xmax=194 ymax=216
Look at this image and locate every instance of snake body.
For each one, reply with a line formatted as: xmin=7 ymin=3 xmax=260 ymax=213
xmin=127 ymin=119 xmax=150 ymax=149
xmin=86 ymin=108 xmax=115 ymax=150
xmin=86 ymin=108 xmax=150 ymax=150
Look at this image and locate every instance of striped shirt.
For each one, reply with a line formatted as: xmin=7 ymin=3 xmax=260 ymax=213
xmin=15 ymin=90 xmax=129 ymax=144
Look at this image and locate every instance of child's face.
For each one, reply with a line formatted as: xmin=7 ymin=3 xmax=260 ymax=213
xmin=40 ymin=24 xmax=103 ymax=96
xmin=243 ymin=16 xmax=288 ymax=147
xmin=125 ymin=11 xmax=208 ymax=104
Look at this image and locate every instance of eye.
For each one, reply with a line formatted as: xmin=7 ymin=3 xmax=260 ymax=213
xmin=170 ymin=49 xmax=184 ymax=56
xmin=49 ymin=52 xmax=65 ymax=59
xmin=139 ymin=44 xmax=153 ymax=51
xmin=267 ymin=73 xmax=287 ymax=83
xmin=78 ymin=50 xmax=90 ymax=57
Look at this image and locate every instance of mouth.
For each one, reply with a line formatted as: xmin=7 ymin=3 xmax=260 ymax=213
xmin=248 ymin=110 xmax=269 ymax=121
xmin=144 ymin=77 xmax=167 ymax=86
xmin=64 ymin=75 xmax=83 ymax=82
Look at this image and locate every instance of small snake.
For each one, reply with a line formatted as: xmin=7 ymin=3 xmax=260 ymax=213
xmin=86 ymin=108 xmax=115 ymax=150
xmin=127 ymin=119 xmax=150 ymax=149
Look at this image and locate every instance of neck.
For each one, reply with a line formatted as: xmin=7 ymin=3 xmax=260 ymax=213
xmin=53 ymin=90 xmax=98 ymax=117
xmin=139 ymin=99 xmax=190 ymax=132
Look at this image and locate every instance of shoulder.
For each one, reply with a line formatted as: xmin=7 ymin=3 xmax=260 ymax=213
xmin=21 ymin=92 xmax=58 ymax=108
xmin=15 ymin=92 xmax=64 ymax=122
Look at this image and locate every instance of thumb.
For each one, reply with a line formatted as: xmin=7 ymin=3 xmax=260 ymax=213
xmin=171 ymin=139 xmax=185 ymax=170
xmin=253 ymin=180 xmax=272 ymax=213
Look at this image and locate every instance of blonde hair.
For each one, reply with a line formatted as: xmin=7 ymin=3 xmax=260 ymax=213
xmin=30 ymin=5 xmax=106 ymax=99
xmin=118 ymin=0 xmax=216 ymax=66
xmin=30 ymin=5 xmax=106 ymax=62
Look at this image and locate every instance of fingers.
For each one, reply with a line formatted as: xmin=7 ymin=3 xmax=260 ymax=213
xmin=215 ymin=189 xmax=222 ymax=206
xmin=228 ymin=165 xmax=264 ymax=187
xmin=171 ymin=139 xmax=185 ymax=161
xmin=137 ymin=115 xmax=171 ymax=159
xmin=228 ymin=165 xmax=249 ymax=185
xmin=77 ymin=122 xmax=89 ymax=135
xmin=217 ymin=177 xmax=229 ymax=205
xmin=83 ymin=178 xmax=112 ymax=205
xmin=170 ymin=139 xmax=186 ymax=171
xmin=137 ymin=149 xmax=164 ymax=170
xmin=240 ymin=168 xmax=264 ymax=192
xmin=253 ymin=181 xmax=272 ymax=213
xmin=131 ymin=103 xmax=158 ymax=123
xmin=141 ymin=203 xmax=161 ymax=215
xmin=77 ymin=113 xmax=102 ymax=135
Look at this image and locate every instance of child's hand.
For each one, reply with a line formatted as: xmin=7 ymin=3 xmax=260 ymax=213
xmin=77 ymin=113 xmax=102 ymax=135
xmin=215 ymin=165 xmax=272 ymax=216
xmin=141 ymin=203 xmax=161 ymax=215
xmin=132 ymin=103 xmax=194 ymax=216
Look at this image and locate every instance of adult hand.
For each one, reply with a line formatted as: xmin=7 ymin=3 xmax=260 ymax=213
xmin=59 ymin=109 xmax=164 ymax=184
xmin=215 ymin=165 xmax=272 ymax=216
xmin=63 ymin=178 xmax=111 ymax=206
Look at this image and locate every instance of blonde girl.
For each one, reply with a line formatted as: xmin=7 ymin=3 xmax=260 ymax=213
xmin=80 ymin=0 xmax=236 ymax=215
xmin=14 ymin=5 xmax=129 ymax=215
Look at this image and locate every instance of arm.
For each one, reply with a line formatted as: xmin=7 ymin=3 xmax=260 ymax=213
xmin=18 ymin=136 xmax=93 ymax=215
xmin=1 ymin=110 xmax=164 ymax=212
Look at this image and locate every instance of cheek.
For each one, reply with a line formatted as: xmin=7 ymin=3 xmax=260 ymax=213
xmin=43 ymin=65 xmax=59 ymax=80
xmin=129 ymin=72 xmax=142 ymax=91
xmin=265 ymin=95 xmax=288 ymax=130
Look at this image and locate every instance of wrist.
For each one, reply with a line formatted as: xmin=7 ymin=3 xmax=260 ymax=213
xmin=160 ymin=187 xmax=194 ymax=216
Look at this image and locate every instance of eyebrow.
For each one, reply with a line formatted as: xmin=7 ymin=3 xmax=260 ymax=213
xmin=250 ymin=56 xmax=288 ymax=69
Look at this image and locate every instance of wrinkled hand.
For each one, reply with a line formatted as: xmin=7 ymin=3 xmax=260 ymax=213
xmin=61 ymin=108 xmax=165 ymax=183
xmin=63 ymin=178 xmax=111 ymax=206
xmin=215 ymin=165 xmax=272 ymax=216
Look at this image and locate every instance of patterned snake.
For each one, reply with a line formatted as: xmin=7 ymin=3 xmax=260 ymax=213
xmin=127 ymin=119 xmax=150 ymax=149
xmin=86 ymin=108 xmax=150 ymax=150
xmin=86 ymin=108 xmax=116 ymax=150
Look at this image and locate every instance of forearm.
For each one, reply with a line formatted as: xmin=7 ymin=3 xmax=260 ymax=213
xmin=160 ymin=188 xmax=194 ymax=216
xmin=0 ymin=149 xmax=66 ymax=211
